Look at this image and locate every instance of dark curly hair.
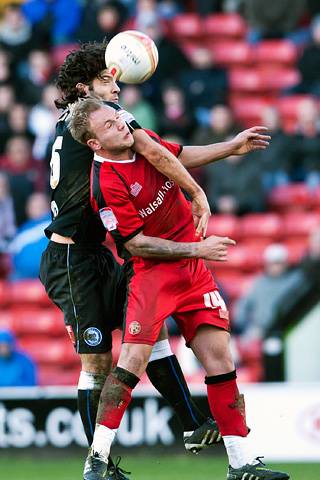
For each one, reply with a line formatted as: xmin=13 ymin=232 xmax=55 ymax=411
xmin=55 ymin=41 xmax=108 ymax=110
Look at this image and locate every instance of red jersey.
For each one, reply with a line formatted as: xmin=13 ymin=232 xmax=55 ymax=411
xmin=91 ymin=132 xmax=197 ymax=259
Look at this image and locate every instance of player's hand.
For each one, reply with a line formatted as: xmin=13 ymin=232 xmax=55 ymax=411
xmin=191 ymin=189 xmax=211 ymax=238
xmin=231 ymin=126 xmax=271 ymax=155
xmin=199 ymin=235 xmax=236 ymax=261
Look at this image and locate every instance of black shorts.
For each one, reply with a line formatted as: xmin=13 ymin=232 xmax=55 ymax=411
xmin=39 ymin=241 xmax=126 ymax=354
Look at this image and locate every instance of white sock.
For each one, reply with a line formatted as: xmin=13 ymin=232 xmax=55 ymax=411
xmin=78 ymin=371 xmax=106 ymax=390
xmin=149 ymin=339 xmax=172 ymax=362
xmin=223 ymin=435 xmax=254 ymax=468
xmin=91 ymin=424 xmax=117 ymax=461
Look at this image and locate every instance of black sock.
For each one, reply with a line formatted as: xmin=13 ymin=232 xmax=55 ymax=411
xmin=78 ymin=388 xmax=102 ymax=445
xmin=146 ymin=354 xmax=207 ymax=431
xmin=78 ymin=388 xmax=115 ymax=470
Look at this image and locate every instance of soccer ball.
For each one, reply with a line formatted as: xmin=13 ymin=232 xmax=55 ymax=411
xmin=105 ymin=30 xmax=159 ymax=84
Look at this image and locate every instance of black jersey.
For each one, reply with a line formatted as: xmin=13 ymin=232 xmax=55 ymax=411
xmin=45 ymin=102 xmax=140 ymax=244
xmin=45 ymin=108 xmax=106 ymax=244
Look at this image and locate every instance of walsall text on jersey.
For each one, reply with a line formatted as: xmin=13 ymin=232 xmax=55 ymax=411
xmin=139 ymin=180 xmax=175 ymax=219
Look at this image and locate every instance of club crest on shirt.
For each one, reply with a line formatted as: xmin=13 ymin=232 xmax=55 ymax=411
xmin=130 ymin=182 xmax=142 ymax=197
xmin=128 ymin=321 xmax=141 ymax=335
xmin=99 ymin=207 xmax=118 ymax=231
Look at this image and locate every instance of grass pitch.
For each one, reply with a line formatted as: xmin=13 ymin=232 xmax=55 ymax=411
xmin=1 ymin=454 xmax=319 ymax=480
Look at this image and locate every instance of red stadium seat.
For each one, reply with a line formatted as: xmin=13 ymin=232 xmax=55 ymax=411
xmin=206 ymin=215 xmax=240 ymax=240
xmin=276 ymin=95 xmax=314 ymax=133
xmin=283 ymin=211 xmax=320 ymax=237
xmin=0 ymin=309 xmax=14 ymax=330
xmin=230 ymin=68 xmax=300 ymax=94
xmin=9 ymin=307 xmax=65 ymax=337
xmin=268 ymin=183 xmax=312 ymax=211
xmin=229 ymin=68 xmax=264 ymax=93
xmin=283 ymin=238 xmax=308 ymax=264
xmin=203 ymin=13 xmax=247 ymax=39
xmin=18 ymin=337 xmax=79 ymax=366
xmin=258 ymin=67 xmax=300 ymax=91
xmin=209 ymin=41 xmax=253 ymax=67
xmin=254 ymin=40 xmax=298 ymax=66
xmin=313 ymin=187 xmax=320 ymax=208
xmin=51 ymin=43 xmax=79 ymax=69
xmin=179 ymin=40 xmax=203 ymax=61
xmin=0 ymin=281 xmax=8 ymax=307
xmin=240 ymin=213 xmax=283 ymax=241
xmin=213 ymin=243 xmax=265 ymax=272
xmin=215 ymin=271 xmax=256 ymax=300
xmin=170 ymin=14 xmax=202 ymax=40
xmin=38 ymin=366 xmax=80 ymax=386
xmin=230 ymin=96 xmax=272 ymax=126
xmin=7 ymin=279 xmax=52 ymax=307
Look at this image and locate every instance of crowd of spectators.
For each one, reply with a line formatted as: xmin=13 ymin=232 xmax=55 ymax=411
xmin=0 ymin=0 xmax=320 ymax=383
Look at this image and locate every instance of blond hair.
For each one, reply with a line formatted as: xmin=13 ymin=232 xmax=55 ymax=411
xmin=68 ymin=97 xmax=104 ymax=145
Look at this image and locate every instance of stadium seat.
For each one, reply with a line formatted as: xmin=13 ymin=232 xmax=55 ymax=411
xmin=9 ymin=307 xmax=65 ymax=337
xmin=38 ymin=365 xmax=80 ymax=386
xmin=218 ymin=243 xmax=265 ymax=272
xmin=258 ymin=67 xmax=300 ymax=91
xmin=283 ymin=238 xmax=308 ymax=264
xmin=268 ymin=183 xmax=312 ymax=211
xmin=7 ymin=279 xmax=52 ymax=307
xmin=239 ymin=213 xmax=283 ymax=241
xmin=203 ymin=13 xmax=247 ymax=39
xmin=179 ymin=40 xmax=203 ymax=61
xmin=276 ymin=95 xmax=314 ymax=132
xmin=206 ymin=215 xmax=240 ymax=240
xmin=229 ymin=68 xmax=264 ymax=93
xmin=18 ymin=337 xmax=79 ymax=366
xmin=51 ymin=43 xmax=79 ymax=69
xmin=170 ymin=14 xmax=202 ymax=40
xmin=254 ymin=40 xmax=298 ymax=66
xmin=0 ymin=281 xmax=8 ymax=307
xmin=209 ymin=41 xmax=253 ymax=67
xmin=215 ymin=271 xmax=255 ymax=300
xmin=283 ymin=211 xmax=320 ymax=237
xmin=0 ymin=309 xmax=14 ymax=330
xmin=230 ymin=96 xmax=271 ymax=126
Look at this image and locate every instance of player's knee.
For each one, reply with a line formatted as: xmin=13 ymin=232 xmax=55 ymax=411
xmin=118 ymin=343 xmax=152 ymax=377
xmin=80 ymin=352 xmax=112 ymax=374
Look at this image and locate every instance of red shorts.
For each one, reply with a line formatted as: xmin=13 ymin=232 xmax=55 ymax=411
xmin=123 ymin=257 xmax=230 ymax=346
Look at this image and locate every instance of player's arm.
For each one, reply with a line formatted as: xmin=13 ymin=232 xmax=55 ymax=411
xmin=131 ymin=128 xmax=210 ymax=237
xmin=178 ymin=127 xmax=271 ymax=168
xmin=124 ymin=232 xmax=235 ymax=261
xmin=96 ymin=169 xmax=235 ymax=262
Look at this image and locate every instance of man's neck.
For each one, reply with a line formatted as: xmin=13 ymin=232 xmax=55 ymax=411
xmin=97 ymin=148 xmax=134 ymax=161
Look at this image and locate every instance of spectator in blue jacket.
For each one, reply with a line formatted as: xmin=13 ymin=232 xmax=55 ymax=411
xmin=9 ymin=192 xmax=50 ymax=279
xmin=0 ymin=329 xmax=37 ymax=387
xmin=22 ymin=0 xmax=82 ymax=45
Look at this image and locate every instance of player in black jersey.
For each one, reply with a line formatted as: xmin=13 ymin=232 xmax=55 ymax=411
xmin=39 ymin=42 xmax=221 ymax=480
xmin=40 ymin=42 xmax=269 ymax=480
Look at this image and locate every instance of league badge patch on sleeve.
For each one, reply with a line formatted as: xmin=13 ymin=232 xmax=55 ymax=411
xmin=99 ymin=207 xmax=118 ymax=231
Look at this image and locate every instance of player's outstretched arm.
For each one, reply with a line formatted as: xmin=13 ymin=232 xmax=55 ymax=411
xmin=179 ymin=126 xmax=271 ymax=168
xmin=124 ymin=232 xmax=236 ymax=261
xmin=132 ymin=128 xmax=211 ymax=237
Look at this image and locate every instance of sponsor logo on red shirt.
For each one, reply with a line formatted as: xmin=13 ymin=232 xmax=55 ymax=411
xmin=139 ymin=180 xmax=175 ymax=218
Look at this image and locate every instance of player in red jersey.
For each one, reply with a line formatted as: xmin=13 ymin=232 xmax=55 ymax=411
xmin=69 ymin=99 xmax=289 ymax=480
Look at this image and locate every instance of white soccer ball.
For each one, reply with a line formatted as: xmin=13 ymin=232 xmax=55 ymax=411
xmin=105 ymin=30 xmax=159 ymax=84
